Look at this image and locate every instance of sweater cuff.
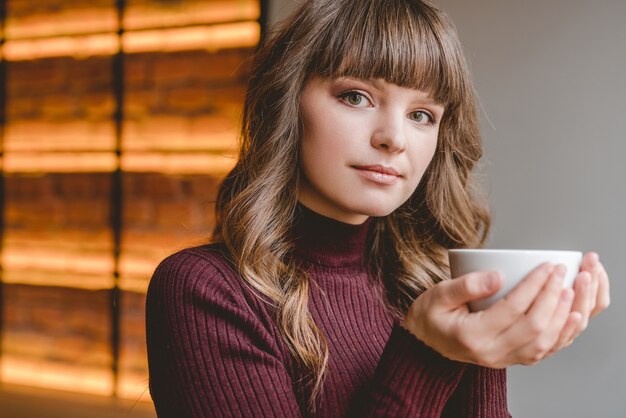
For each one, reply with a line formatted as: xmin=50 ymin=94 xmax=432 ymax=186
xmin=361 ymin=323 xmax=467 ymax=417
xmin=393 ymin=324 xmax=465 ymax=368
xmin=386 ymin=323 xmax=467 ymax=385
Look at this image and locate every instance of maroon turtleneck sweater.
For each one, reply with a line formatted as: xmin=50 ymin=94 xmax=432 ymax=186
xmin=146 ymin=205 xmax=510 ymax=417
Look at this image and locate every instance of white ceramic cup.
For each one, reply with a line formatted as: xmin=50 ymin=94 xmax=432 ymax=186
xmin=448 ymin=249 xmax=583 ymax=311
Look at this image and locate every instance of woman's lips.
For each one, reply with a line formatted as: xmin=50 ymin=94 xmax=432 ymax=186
xmin=352 ymin=165 xmax=401 ymax=185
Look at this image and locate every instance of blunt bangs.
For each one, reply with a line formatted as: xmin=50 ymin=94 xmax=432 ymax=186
xmin=308 ymin=0 xmax=465 ymax=106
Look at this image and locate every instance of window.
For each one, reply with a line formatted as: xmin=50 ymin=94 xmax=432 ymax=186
xmin=0 ymin=0 xmax=264 ymax=402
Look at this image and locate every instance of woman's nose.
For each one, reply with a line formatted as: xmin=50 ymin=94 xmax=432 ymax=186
xmin=370 ymin=116 xmax=406 ymax=153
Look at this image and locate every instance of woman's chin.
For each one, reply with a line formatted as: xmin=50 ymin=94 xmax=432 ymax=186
xmin=358 ymin=204 xmax=399 ymax=219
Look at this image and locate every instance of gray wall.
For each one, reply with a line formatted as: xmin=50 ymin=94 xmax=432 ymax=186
xmin=269 ymin=1 xmax=626 ymax=417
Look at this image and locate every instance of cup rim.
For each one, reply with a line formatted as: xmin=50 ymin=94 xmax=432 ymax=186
xmin=448 ymin=249 xmax=582 ymax=256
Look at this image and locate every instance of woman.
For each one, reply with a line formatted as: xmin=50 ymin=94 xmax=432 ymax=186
xmin=146 ymin=0 xmax=610 ymax=416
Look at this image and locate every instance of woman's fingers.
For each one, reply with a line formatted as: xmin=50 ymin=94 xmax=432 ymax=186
xmin=499 ymin=265 xmax=566 ymax=346
xmin=578 ymin=252 xmax=610 ymax=318
xmin=437 ymin=270 xmax=503 ymax=310
xmin=515 ymin=287 xmax=574 ymax=364
xmin=571 ymin=271 xmax=592 ymax=333
xmin=586 ymin=254 xmax=600 ymax=313
xmin=593 ymin=262 xmax=611 ymax=316
xmin=483 ymin=263 xmax=555 ymax=334
xmin=549 ymin=312 xmax=582 ymax=355
xmin=525 ymin=265 xmax=567 ymax=322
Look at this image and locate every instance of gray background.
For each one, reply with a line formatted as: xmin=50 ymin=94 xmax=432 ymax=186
xmin=269 ymin=1 xmax=626 ymax=417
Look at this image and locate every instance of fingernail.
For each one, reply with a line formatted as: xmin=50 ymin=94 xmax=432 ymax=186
xmin=561 ymin=288 xmax=574 ymax=302
xmin=549 ymin=265 xmax=566 ymax=287
xmin=486 ymin=272 xmax=501 ymax=290
xmin=585 ymin=252 xmax=599 ymax=266
xmin=556 ymin=264 xmax=567 ymax=276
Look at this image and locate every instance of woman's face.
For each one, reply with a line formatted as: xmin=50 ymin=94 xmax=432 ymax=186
xmin=297 ymin=76 xmax=444 ymax=224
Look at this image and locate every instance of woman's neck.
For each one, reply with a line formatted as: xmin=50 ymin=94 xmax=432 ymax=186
xmin=290 ymin=203 xmax=372 ymax=268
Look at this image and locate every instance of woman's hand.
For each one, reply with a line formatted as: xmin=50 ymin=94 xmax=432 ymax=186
xmin=401 ymin=262 xmax=585 ymax=369
xmin=549 ymin=252 xmax=611 ymax=354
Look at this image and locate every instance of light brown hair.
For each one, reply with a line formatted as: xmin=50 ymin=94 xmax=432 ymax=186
xmin=213 ymin=0 xmax=490 ymax=410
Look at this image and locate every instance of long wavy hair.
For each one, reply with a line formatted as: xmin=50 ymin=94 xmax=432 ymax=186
xmin=213 ymin=0 xmax=490 ymax=410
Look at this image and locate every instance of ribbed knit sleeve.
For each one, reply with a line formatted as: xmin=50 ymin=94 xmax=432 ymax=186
xmin=146 ymin=249 xmax=303 ymax=418
xmin=442 ymin=365 xmax=511 ymax=418
xmin=356 ymin=324 xmax=467 ymax=417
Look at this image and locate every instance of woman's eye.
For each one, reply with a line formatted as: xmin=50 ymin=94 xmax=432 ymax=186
xmin=340 ymin=92 xmax=369 ymax=107
xmin=409 ymin=110 xmax=434 ymax=125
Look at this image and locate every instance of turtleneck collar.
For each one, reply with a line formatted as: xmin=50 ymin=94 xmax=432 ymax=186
xmin=291 ymin=203 xmax=372 ymax=268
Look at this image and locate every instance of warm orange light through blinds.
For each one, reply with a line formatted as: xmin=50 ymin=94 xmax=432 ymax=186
xmin=1 ymin=0 xmax=260 ymax=401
